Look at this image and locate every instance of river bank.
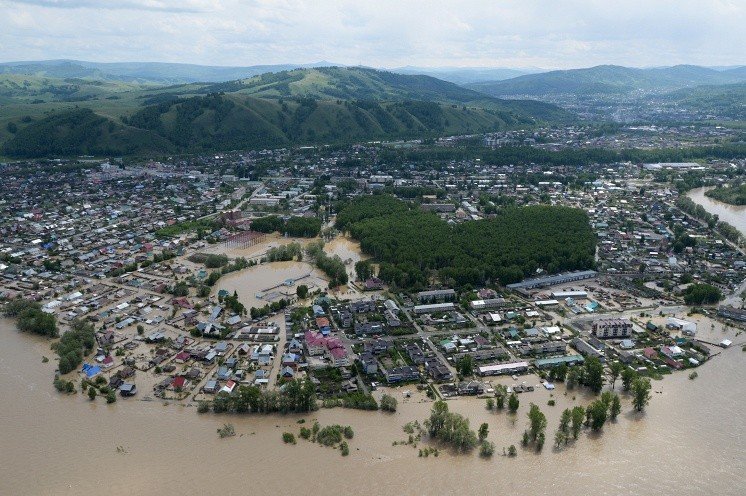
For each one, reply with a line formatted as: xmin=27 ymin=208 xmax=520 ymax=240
xmin=687 ymin=187 xmax=746 ymax=238
xmin=1 ymin=316 xmax=745 ymax=495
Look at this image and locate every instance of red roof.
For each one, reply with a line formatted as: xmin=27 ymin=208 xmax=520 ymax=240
xmin=175 ymin=352 xmax=191 ymax=361
xmin=172 ymin=376 xmax=186 ymax=388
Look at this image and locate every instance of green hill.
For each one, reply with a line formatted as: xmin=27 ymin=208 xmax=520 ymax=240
xmin=1 ymin=67 xmax=573 ymax=158
xmin=661 ymin=82 xmax=746 ymax=120
xmin=468 ymin=64 xmax=746 ymax=97
xmin=2 ymin=108 xmax=174 ymax=158
xmin=3 ymin=93 xmax=543 ymax=158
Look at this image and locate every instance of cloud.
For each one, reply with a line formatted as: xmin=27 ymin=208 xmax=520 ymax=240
xmin=6 ymin=0 xmax=211 ymax=13
xmin=0 ymin=0 xmax=743 ymax=68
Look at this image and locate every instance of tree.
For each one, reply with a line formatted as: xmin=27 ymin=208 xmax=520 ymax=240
xmin=296 ymin=284 xmax=309 ymax=299
xmin=609 ymin=362 xmax=624 ymax=390
xmin=621 ymin=368 xmax=637 ymax=392
xmin=485 ymin=398 xmax=495 ymax=411
xmin=478 ymin=423 xmax=489 ymax=442
xmin=354 ymin=260 xmax=373 ymax=281
xmin=587 ymin=400 xmax=608 ymax=430
xmin=106 ymin=390 xmax=116 ymax=404
xmin=137 ymin=324 xmax=144 ymax=335
xmin=424 ymin=401 xmax=478 ymax=452
xmin=554 ymin=429 xmax=567 ymax=448
xmin=380 ymin=394 xmax=397 ymax=412
xmin=570 ymin=406 xmax=585 ymax=439
xmin=583 ymin=357 xmax=604 ymax=394
xmin=527 ymin=403 xmax=547 ymax=442
xmin=631 ymin=377 xmax=652 ymax=412
xmin=508 ymin=393 xmax=519 ymax=413
xmin=88 ymin=387 xmax=97 ymax=401
xmin=566 ymin=369 xmax=579 ymax=389
xmin=458 ymin=355 xmax=474 ymax=377
xmin=479 ymin=441 xmax=495 ymax=458
xmin=559 ymin=408 xmax=572 ymax=436
xmin=610 ymin=394 xmax=622 ymax=420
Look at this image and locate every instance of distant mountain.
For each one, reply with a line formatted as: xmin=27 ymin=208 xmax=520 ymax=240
xmin=468 ymin=64 xmax=746 ymax=97
xmin=0 ymin=59 xmax=341 ymax=84
xmin=391 ymin=66 xmax=539 ymax=85
xmin=1 ymin=67 xmax=572 ymax=158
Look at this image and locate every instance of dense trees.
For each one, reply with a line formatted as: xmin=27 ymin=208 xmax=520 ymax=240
xmin=251 ymin=215 xmax=322 ymax=238
xmin=336 ymin=195 xmax=596 ymax=290
xmin=266 ymin=243 xmax=303 ymax=262
xmin=211 ymin=379 xmax=317 ymax=414
xmin=54 ymin=319 xmax=96 ymax=375
xmin=2 ymin=299 xmax=58 ymax=337
xmin=424 ymin=401 xmax=479 ymax=452
xmin=305 ymin=241 xmax=348 ymax=287
xmin=683 ymin=284 xmax=723 ymax=305
xmin=583 ymin=357 xmax=605 ymax=394
xmin=705 ymin=183 xmax=746 ymax=206
xmin=526 ymin=403 xmax=548 ymax=450
xmin=676 ymin=196 xmax=743 ymax=244
xmin=354 ymin=260 xmax=373 ymax=281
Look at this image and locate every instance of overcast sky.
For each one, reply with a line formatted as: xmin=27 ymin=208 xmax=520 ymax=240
xmin=1 ymin=0 xmax=744 ymax=69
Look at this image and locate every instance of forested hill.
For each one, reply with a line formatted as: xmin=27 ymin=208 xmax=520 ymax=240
xmin=335 ymin=195 xmax=596 ymax=289
xmin=2 ymin=93 xmax=542 ymax=158
xmin=1 ymin=67 xmax=573 ymax=158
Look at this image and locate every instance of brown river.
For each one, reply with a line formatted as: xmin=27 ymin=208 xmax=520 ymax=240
xmin=687 ymin=187 xmax=746 ymax=237
xmin=1 ymin=317 xmax=745 ymax=496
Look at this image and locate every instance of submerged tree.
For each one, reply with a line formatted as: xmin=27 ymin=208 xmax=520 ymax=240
xmin=631 ymin=377 xmax=652 ymax=412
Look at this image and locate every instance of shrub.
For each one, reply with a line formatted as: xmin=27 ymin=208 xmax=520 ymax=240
xmin=282 ymin=432 xmax=296 ymax=444
xmin=479 ymin=441 xmax=495 ymax=458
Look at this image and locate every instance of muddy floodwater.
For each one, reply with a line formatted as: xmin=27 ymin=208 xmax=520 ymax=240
xmin=213 ymin=261 xmax=328 ymax=308
xmin=324 ymin=236 xmax=368 ymax=266
xmin=687 ymin=187 xmax=746 ymax=237
xmin=1 ymin=316 xmax=745 ymax=496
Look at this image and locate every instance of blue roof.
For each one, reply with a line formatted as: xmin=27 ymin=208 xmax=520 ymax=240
xmin=82 ymin=363 xmax=102 ymax=378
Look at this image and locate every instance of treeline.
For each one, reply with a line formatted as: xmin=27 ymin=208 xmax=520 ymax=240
xmin=249 ymin=298 xmax=290 ymax=319
xmin=266 ymin=243 xmax=303 ymax=262
xmin=336 ymin=195 xmax=596 ymax=289
xmin=2 ymin=299 xmax=58 ymax=337
xmin=208 ymin=379 xmax=317 ymax=414
xmin=54 ymin=319 xmax=96 ymax=375
xmin=305 ymin=241 xmax=348 ymax=287
xmin=155 ymin=218 xmax=220 ymax=238
xmin=683 ymin=284 xmax=723 ymax=305
xmin=377 ymin=142 xmax=746 ymax=168
xmin=705 ymin=183 xmax=746 ymax=206
xmin=251 ymin=215 xmax=322 ymax=237
xmin=676 ymin=196 xmax=743 ymax=244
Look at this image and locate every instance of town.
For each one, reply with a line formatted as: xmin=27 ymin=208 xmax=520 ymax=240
xmin=1 ymin=135 xmax=744 ymax=413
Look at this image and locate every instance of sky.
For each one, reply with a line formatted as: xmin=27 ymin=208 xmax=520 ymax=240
xmin=1 ymin=0 xmax=744 ymax=69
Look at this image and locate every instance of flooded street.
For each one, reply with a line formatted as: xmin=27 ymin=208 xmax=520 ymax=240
xmin=687 ymin=187 xmax=746 ymax=237
xmin=1 ymin=316 xmax=745 ymax=495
